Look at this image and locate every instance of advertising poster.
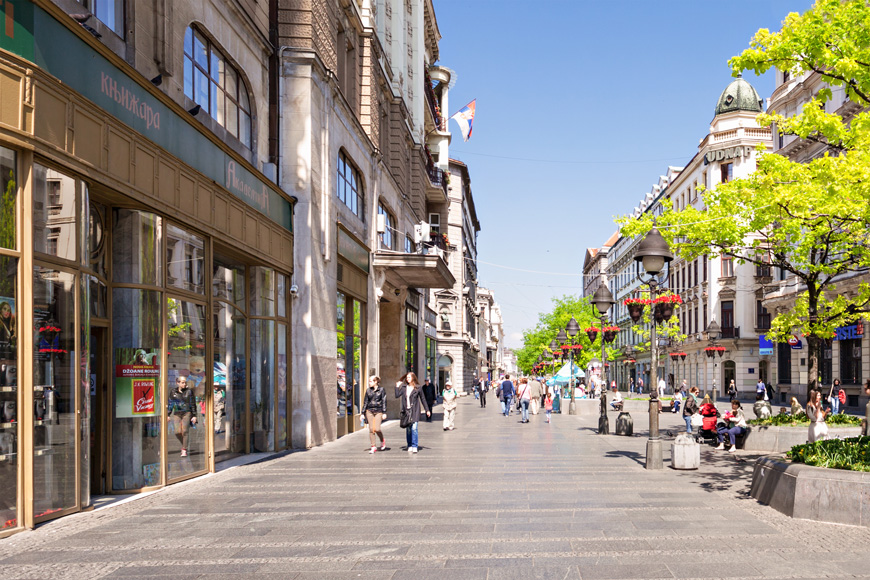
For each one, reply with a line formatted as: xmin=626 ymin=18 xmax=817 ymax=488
xmin=0 ymin=297 xmax=15 ymax=360
xmin=115 ymin=348 xmax=160 ymax=418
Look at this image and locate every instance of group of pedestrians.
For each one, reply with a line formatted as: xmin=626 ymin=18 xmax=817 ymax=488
xmin=493 ymin=374 xmax=553 ymax=423
xmin=362 ymin=372 xmax=462 ymax=455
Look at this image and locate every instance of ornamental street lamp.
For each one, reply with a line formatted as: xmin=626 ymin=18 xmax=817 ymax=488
xmin=558 ymin=317 xmax=582 ymax=415
xmin=634 ymin=227 xmax=673 ymax=470
xmin=590 ymin=284 xmax=615 ymax=434
xmin=704 ymin=320 xmax=722 ymax=399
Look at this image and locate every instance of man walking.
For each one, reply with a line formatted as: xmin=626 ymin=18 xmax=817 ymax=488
xmin=529 ymin=376 xmax=543 ymax=415
xmin=638 ymin=377 xmax=644 ymax=395
xmin=422 ymin=378 xmax=437 ymax=422
xmin=479 ymin=375 xmax=488 ymax=408
xmin=500 ymin=374 xmax=515 ymax=416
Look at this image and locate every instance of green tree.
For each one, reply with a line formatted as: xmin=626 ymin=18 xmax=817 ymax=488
xmin=620 ymin=0 xmax=870 ymax=392
xmin=515 ymin=295 xmax=620 ymax=377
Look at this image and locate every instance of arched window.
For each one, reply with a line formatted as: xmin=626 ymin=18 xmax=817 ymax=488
xmin=183 ymin=26 xmax=252 ymax=148
xmin=337 ymin=152 xmax=363 ymax=217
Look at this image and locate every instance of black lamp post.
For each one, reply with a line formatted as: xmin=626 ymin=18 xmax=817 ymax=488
xmin=591 ymin=284 xmax=615 ymax=434
xmin=634 ymin=227 xmax=673 ymax=470
xmin=704 ymin=320 xmax=722 ymax=399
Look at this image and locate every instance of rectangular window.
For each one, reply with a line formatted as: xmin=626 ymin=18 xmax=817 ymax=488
xmin=428 ymin=213 xmax=441 ymax=234
xmin=405 ymin=323 xmax=418 ymax=373
xmin=720 ymin=162 xmax=733 ymax=183
xmin=722 ymin=256 xmax=734 ymax=277
xmin=721 ymin=300 xmax=734 ymax=330
xmin=839 ymin=338 xmax=862 ymax=384
xmin=756 ymin=260 xmax=771 ymax=277
xmin=79 ymin=0 xmax=125 ymax=37
xmin=694 ymin=307 xmax=698 ymax=336
xmin=778 ymin=343 xmax=792 ymax=384
xmin=337 ymin=153 xmax=363 ymax=217
xmin=703 ymin=255 xmax=707 ymax=282
xmin=694 ymin=260 xmax=699 ymax=287
xmin=757 ymin=300 xmax=771 ymax=330
xmin=378 ymin=203 xmax=394 ymax=250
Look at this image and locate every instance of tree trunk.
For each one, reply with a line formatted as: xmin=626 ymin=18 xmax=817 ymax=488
xmin=806 ymin=286 xmax=819 ymax=396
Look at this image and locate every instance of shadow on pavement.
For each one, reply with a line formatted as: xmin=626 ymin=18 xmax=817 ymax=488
xmin=605 ymin=449 xmax=646 ymax=467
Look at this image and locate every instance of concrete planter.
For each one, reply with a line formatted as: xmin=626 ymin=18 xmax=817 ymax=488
xmin=742 ymin=425 xmax=862 ymax=453
xmin=750 ymin=456 xmax=870 ymax=527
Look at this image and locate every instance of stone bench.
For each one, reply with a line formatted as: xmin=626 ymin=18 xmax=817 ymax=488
xmin=751 ymin=456 xmax=870 ymax=527
xmin=742 ymin=425 xmax=862 ymax=453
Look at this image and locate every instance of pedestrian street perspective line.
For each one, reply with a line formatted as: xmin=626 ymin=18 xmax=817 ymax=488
xmin=2 ymin=397 xmax=870 ymax=580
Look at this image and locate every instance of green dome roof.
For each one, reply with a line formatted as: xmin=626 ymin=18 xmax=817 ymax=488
xmin=715 ymin=74 xmax=763 ymax=116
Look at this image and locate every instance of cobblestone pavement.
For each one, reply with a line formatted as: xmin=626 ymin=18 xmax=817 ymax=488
xmin=2 ymin=396 xmax=870 ymax=579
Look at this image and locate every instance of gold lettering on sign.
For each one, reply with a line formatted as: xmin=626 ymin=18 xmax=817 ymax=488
xmin=226 ymin=161 xmax=269 ymax=213
xmin=100 ymin=72 xmax=161 ymax=130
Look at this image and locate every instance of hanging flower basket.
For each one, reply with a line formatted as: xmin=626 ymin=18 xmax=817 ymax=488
xmin=603 ymin=326 xmax=620 ymax=344
xmin=585 ymin=327 xmax=599 ymax=343
xmin=704 ymin=346 xmax=725 ymax=358
xmin=652 ymin=294 xmax=682 ymax=322
xmin=669 ymin=353 xmax=679 ymax=361
xmin=679 ymin=352 xmax=687 ymax=361
xmin=624 ymin=298 xmax=649 ymax=323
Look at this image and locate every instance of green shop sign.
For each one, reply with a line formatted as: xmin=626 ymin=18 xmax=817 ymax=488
xmin=3 ymin=3 xmax=291 ymax=232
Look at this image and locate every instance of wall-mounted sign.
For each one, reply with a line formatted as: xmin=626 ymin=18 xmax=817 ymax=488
xmin=834 ymin=322 xmax=864 ymax=341
xmin=788 ymin=336 xmax=803 ymax=350
xmin=115 ymin=348 xmax=161 ymax=418
xmin=759 ymin=334 xmax=774 ymax=356
xmin=8 ymin=5 xmax=293 ymax=231
xmin=704 ymin=146 xmax=754 ymax=165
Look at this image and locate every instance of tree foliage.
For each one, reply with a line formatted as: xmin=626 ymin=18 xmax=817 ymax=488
xmin=619 ymin=0 xmax=870 ymax=391
xmin=514 ymin=295 xmax=619 ymax=376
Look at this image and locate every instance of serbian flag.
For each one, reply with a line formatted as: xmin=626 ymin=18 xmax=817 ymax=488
xmin=450 ymin=100 xmax=476 ymax=142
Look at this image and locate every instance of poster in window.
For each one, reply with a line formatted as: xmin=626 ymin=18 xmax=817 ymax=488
xmin=115 ymin=348 xmax=160 ymax=418
xmin=0 ymin=297 xmax=14 ymax=360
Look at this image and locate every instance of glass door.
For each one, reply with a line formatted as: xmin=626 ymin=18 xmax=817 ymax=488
xmin=89 ymin=326 xmax=108 ymax=496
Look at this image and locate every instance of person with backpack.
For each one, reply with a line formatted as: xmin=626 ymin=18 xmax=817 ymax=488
xmin=517 ymin=378 xmax=531 ymax=423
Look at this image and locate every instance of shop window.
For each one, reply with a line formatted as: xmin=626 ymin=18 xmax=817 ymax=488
xmin=250 ymin=267 xmax=276 ymax=317
xmin=251 ymin=319 xmax=275 ymax=452
xmin=183 ymin=26 xmax=252 ymax=148
xmin=113 ymin=209 xmax=163 ymax=286
xmin=111 ymin=288 xmax=162 ymax=491
xmin=0 ymin=147 xmax=15 ymax=251
xmin=33 ymin=165 xmax=79 ymax=262
xmin=32 ymin=267 xmax=78 ymax=518
xmin=378 ymin=203 xmax=395 ymax=250
xmin=213 ymin=255 xmax=246 ymax=311
xmin=277 ymin=323 xmax=288 ymax=449
xmin=0 ymin=253 xmax=16 ymax=530
xmin=212 ymin=259 xmax=247 ymax=461
xmin=405 ymin=325 xmax=418 ymax=373
xmin=839 ymin=338 xmax=862 ymax=384
xmin=88 ymin=202 xmax=107 ymax=279
xmin=778 ymin=343 xmax=792 ymax=384
xmin=277 ymin=274 xmax=287 ymax=318
xmin=337 ymin=152 xmax=363 ymax=217
xmin=336 ymin=291 xmax=364 ymax=423
xmin=76 ymin=0 xmax=124 ymax=38
xmin=166 ymin=224 xmax=205 ymax=295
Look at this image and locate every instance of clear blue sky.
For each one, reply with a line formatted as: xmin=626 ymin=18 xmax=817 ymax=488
xmin=434 ymin=0 xmax=814 ymax=349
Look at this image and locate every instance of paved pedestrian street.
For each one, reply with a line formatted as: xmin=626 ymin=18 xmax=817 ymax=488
xmin=2 ymin=397 xmax=870 ymax=580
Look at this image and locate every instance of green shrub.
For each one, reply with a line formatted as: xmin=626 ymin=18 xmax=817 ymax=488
xmin=787 ymin=436 xmax=870 ymax=472
xmin=748 ymin=412 xmax=862 ymax=427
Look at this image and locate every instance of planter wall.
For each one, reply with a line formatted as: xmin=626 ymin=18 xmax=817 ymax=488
xmin=742 ymin=425 xmax=862 ymax=453
xmin=750 ymin=456 xmax=870 ymax=527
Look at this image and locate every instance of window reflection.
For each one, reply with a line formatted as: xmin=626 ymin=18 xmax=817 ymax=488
xmin=113 ymin=210 xmax=162 ymax=286
xmin=0 ymin=147 xmax=16 ymax=251
xmin=250 ymin=267 xmax=275 ymax=316
xmin=213 ymin=255 xmax=245 ymax=310
xmin=0 ymin=254 xmax=16 ymax=529
xmin=251 ymin=319 xmax=274 ymax=452
xmin=166 ymin=224 xmax=205 ymax=295
xmin=33 ymin=165 xmax=77 ymax=261
xmin=213 ymin=302 xmax=246 ymax=460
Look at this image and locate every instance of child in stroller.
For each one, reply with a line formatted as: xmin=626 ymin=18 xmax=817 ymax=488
xmin=696 ymin=394 xmax=720 ymax=444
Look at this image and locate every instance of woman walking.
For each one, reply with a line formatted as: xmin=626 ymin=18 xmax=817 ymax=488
xmin=828 ymin=378 xmax=842 ymax=415
xmin=806 ymin=389 xmax=829 ymax=443
xmin=442 ymin=381 xmax=458 ymax=431
xmin=362 ymin=376 xmax=388 ymax=453
xmin=727 ymin=379 xmax=737 ymax=402
xmin=544 ymin=389 xmax=553 ymax=423
xmin=517 ymin=378 xmax=531 ymax=423
xmin=395 ymin=372 xmax=430 ymax=453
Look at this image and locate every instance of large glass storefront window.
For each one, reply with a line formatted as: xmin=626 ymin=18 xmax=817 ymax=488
xmin=336 ymin=291 xmax=363 ymax=431
xmin=111 ymin=288 xmax=162 ymax=490
xmin=840 ymin=338 xmax=862 ymax=385
xmin=251 ymin=319 xmax=274 ymax=452
xmin=32 ymin=267 xmax=77 ymax=518
xmin=167 ymin=299 xmax=207 ymax=480
xmin=0 ymin=147 xmax=17 ymax=531
xmin=33 ymin=167 xmax=77 ymax=261
xmin=213 ymin=256 xmax=246 ymax=461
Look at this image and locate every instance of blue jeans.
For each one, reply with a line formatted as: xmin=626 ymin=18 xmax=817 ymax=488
xmin=684 ymin=415 xmax=693 ymax=434
xmin=503 ymin=396 xmax=513 ymax=415
xmin=405 ymin=422 xmax=418 ymax=448
xmin=521 ymin=399 xmax=530 ymax=421
xmin=718 ymin=425 xmax=745 ymax=446
xmin=831 ymin=397 xmax=840 ymax=414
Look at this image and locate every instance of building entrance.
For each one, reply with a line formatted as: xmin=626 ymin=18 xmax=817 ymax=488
xmin=89 ymin=327 xmax=108 ymax=497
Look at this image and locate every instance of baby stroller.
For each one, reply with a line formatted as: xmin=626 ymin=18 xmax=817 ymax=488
xmin=696 ymin=405 xmax=721 ymax=445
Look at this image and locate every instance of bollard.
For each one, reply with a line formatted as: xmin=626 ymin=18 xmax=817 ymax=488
xmin=671 ymin=433 xmax=700 ymax=470
xmin=615 ymin=411 xmax=633 ymax=436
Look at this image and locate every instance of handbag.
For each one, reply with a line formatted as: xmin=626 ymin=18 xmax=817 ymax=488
xmin=690 ymin=413 xmax=703 ymax=427
xmin=399 ymin=408 xmax=413 ymax=428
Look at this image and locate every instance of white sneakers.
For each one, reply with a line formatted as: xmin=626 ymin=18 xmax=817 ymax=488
xmin=380 ymin=440 xmax=386 ymax=451
xmin=408 ymin=446 xmax=418 ymax=453
xmin=715 ymin=443 xmax=725 ymax=450
xmin=369 ymin=446 xmax=376 ymax=454
xmin=728 ymin=447 xmax=737 ymax=453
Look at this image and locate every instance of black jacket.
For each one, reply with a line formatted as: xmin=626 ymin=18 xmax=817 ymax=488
xmin=362 ymin=386 xmax=387 ymax=414
xmin=395 ymin=383 xmax=430 ymax=424
xmin=169 ymin=387 xmax=197 ymax=416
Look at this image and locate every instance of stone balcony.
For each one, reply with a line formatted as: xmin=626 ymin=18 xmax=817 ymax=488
xmin=372 ymin=246 xmax=455 ymax=289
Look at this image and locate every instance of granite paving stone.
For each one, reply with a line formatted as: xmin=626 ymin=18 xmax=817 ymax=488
xmin=3 ymin=397 xmax=870 ymax=579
